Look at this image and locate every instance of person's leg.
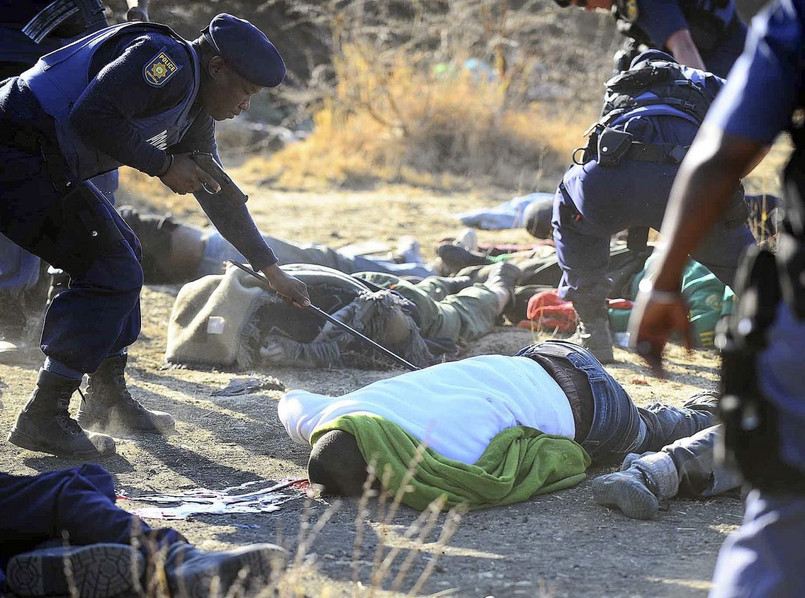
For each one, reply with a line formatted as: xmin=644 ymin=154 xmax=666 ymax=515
xmin=516 ymin=341 xmax=717 ymax=461
xmin=709 ymin=489 xmax=805 ymax=597
xmin=359 ymin=267 xmax=514 ymax=343
xmin=1 ymin=172 xmax=166 ymax=455
xmin=201 ymin=231 xmax=434 ymax=278
xmin=592 ymin=424 xmax=744 ymax=519
xmin=0 ymin=466 xmax=285 ymax=597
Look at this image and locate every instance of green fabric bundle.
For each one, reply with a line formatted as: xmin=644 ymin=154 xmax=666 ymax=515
xmin=311 ymin=414 xmax=590 ymax=511
xmin=608 ymin=256 xmax=735 ymax=347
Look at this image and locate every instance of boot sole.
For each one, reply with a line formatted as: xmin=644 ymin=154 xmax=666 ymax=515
xmin=591 ymin=476 xmax=659 ymax=520
xmin=6 ymin=543 xmax=144 ymax=598
xmin=7 ymin=427 xmax=114 ymax=459
xmin=170 ymin=544 xmax=286 ymax=598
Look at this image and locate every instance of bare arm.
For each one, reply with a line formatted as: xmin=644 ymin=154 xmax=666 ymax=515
xmin=628 ymin=125 xmax=767 ymax=375
xmin=665 ymin=28 xmax=707 ymax=71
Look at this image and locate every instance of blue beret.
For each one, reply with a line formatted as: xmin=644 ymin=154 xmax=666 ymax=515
xmin=202 ymin=13 xmax=286 ymax=87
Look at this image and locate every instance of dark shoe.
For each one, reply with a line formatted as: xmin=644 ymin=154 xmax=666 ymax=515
xmin=568 ymin=320 xmax=615 ymax=364
xmin=6 ymin=543 xmax=144 ymax=598
xmin=78 ymin=354 xmax=175 ymax=435
xmin=592 ymin=451 xmax=679 ymax=520
xmin=436 ymin=243 xmax=492 ymax=273
xmin=163 ymin=542 xmax=286 ymax=598
xmin=8 ymin=370 xmax=116 ymax=458
xmin=592 ymin=468 xmax=660 ymax=520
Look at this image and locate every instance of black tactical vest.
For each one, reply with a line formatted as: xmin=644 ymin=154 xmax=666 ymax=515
xmin=600 ymin=60 xmax=716 ymax=125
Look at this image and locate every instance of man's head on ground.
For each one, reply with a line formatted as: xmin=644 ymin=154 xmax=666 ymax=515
xmin=308 ymin=430 xmax=369 ymax=496
xmin=194 ymin=14 xmax=286 ymax=121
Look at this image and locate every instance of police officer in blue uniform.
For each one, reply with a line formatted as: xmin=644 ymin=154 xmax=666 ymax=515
xmin=552 ymin=49 xmax=756 ymax=363
xmin=630 ymin=1 xmax=805 ymax=592
xmin=0 ymin=0 xmax=148 ymax=362
xmin=0 ymin=13 xmax=311 ymax=459
xmin=552 ymin=0 xmax=748 ymax=78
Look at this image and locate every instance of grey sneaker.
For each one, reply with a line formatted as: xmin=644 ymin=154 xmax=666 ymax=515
xmin=592 ymin=468 xmax=660 ymax=520
xmin=568 ymin=320 xmax=614 ymax=364
xmin=6 ymin=543 xmax=144 ymax=598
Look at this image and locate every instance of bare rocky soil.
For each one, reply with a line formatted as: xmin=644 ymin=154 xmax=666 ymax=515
xmin=0 ymin=182 xmax=743 ymax=597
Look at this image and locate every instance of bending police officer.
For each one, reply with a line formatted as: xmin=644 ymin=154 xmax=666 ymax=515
xmin=629 ymin=0 xmax=805 ymax=593
xmin=552 ymin=50 xmax=755 ymax=362
xmin=552 ymin=0 xmax=747 ymax=77
xmin=0 ymin=0 xmax=149 ymax=362
xmin=0 ymin=13 xmax=310 ymax=459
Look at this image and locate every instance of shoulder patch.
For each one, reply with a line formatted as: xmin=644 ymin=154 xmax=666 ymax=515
xmin=143 ymin=48 xmax=181 ymax=87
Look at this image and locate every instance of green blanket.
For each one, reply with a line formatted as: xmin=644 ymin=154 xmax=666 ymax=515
xmin=311 ymin=415 xmax=590 ymax=511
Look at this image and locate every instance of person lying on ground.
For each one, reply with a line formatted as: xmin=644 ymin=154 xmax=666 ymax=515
xmin=592 ymin=424 xmax=743 ymax=520
xmin=166 ymin=261 xmax=522 ymax=370
xmin=277 ymin=340 xmax=717 ymax=511
xmin=118 ymin=205 xmax=436 ymax=283
xmin=0 ymin=464 xmax=285 ymax=598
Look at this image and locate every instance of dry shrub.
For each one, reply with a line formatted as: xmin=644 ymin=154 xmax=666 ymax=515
xmin=250 ymin=1 xmax=602 ymax=192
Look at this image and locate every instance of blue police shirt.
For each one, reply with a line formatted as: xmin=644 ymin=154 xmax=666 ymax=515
xmin=631 ymin=0 xmax=737 ymax=51
xmin=706 ymin=0 xmax=805 ymax=144
xmin=0 ymin=24 xmax=277 ymax=270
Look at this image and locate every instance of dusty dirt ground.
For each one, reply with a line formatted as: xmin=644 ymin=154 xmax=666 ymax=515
xmin=0 ymin=178 xmax=744 ymax=597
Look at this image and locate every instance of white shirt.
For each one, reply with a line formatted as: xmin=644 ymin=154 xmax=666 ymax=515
xmin=278 ymin=355 xmax=575 ymax=465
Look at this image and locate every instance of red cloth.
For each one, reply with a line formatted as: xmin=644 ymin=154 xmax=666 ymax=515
xmin=524 ymin=290 xmax=578 ymax=332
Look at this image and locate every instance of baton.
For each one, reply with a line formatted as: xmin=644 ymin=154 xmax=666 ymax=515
xmin=227 ymin=260 xmax=420 ymax=371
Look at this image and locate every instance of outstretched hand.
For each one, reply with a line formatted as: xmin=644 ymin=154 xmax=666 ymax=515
xmin=261 ymin=264 xmax=310 ymax=308
xmin=158 ymin=153 xmax=221 ymax=195
xmin=628 ymin=289 xmax=692 ymax=378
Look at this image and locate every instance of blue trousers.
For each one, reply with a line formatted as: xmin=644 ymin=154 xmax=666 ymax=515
xmin=516 ymin=341 xmax=716 ymax=460
xmin=0 ymin=146 xmax=141 ymax=373
xmin=554 ymin=120 xmax=755 ymax=308
xmin=0 ymin=170 xmax=118 ymax=298
xmin=710 ymin=489 xmax=805 ymax=597
xmin=0 ymin=465 xmax=184 ymax=588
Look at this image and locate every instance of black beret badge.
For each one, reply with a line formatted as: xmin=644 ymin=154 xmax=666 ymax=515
xmin=143 ymin=49 xmax=180 ymax=87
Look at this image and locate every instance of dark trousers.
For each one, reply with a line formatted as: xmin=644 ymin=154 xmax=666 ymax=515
xmin=0 ymin=145 xmax=143 ymax=373
xmin=517 ymin=341 xmax=717 ymax=461
xmin=0 ymin=465 xmax=184 ymax=587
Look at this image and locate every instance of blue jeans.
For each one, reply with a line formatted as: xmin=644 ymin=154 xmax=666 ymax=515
xmin=200 ymin=232 xmax=434 ymax=279
xmin=516 ymin=341 xmax=716 ymax=460
xmin=0 ymin=465 xmax=184 ymax=589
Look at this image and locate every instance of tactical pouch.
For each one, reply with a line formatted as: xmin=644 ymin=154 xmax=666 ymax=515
xmin=596 ymin=128 xmax=633 ymax=167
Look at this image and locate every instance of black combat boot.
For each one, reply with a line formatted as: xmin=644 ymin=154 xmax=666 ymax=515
xmin=162 ymin=542 xmax=286 ymax=598
xmin=8 ymin=370 xmax=116 ymax=458
xmin=569 ymin=301 xmax=615 ymax=364
xmin=77 ymin=354 xmax=175 ymax=435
